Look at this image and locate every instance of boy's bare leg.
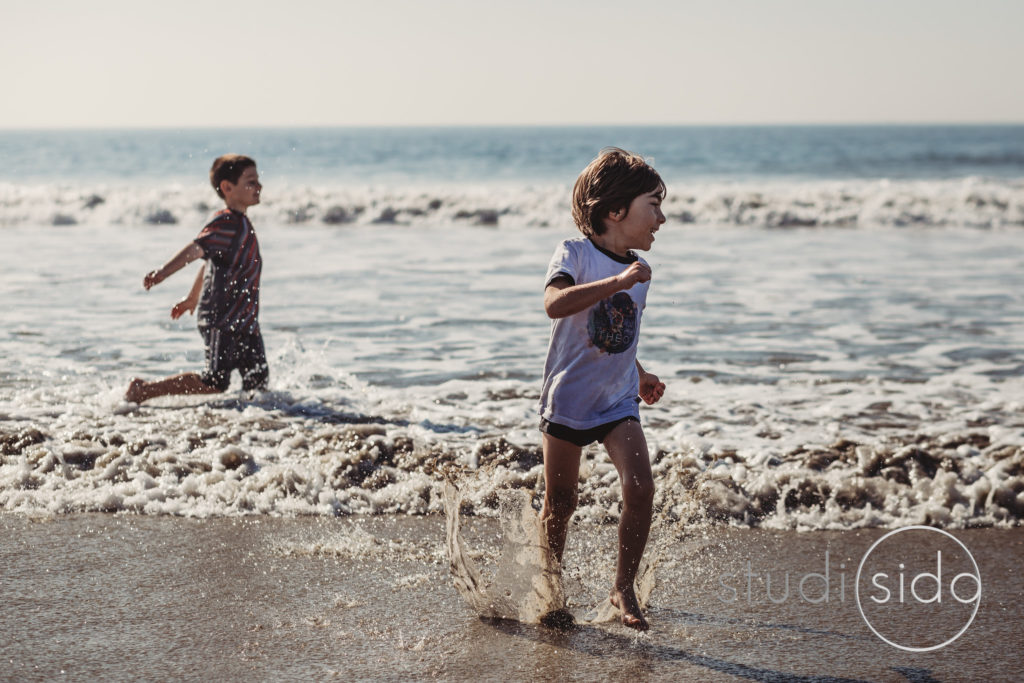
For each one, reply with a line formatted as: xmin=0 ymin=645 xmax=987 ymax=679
xmin=538 ymin=433 xmax=582 ymax=627
xmin=540 ymin=433 xmax=583 ymax=564
xmin=125 ymin=373 xmax=221 ymax=403
xmin=603 ymin=419 xmax=655 ymax=631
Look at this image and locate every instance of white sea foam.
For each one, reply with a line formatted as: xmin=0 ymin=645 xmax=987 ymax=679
xmin=1 ymin=177 xmax=1023 ymax=229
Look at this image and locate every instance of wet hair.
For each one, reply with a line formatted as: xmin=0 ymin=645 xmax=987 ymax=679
xmin=571 ymin=147 xmax=664 ymax=236
xmin=209 ymin=154 xmax=257 ymax=199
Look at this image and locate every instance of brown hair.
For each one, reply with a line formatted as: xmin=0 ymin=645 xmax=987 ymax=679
xmin=209 ymin=154 xmax=257 ymax=199
xmin=571 ymin=147 xmax=664 ymax=236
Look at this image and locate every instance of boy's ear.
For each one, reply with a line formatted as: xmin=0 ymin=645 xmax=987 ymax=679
xmin=219 ymin=179 xmax=234 ymax=196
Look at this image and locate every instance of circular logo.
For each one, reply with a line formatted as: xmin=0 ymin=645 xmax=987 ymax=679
xmin=855 ymin=526 xmax=981 ymax=652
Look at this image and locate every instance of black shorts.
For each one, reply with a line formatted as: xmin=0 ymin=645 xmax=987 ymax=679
xmin=539 ymin=416 xmax=639 ymax=448
xmin=199 ymin=326 xmax=269 ymax=392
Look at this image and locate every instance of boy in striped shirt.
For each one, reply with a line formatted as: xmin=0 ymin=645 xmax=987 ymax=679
xmin=125 ymin=155 xmax=267 ymax=403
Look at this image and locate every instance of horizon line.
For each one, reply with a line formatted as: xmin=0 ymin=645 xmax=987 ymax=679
xmin=2 ymin=121 xmax=1024 ymax=132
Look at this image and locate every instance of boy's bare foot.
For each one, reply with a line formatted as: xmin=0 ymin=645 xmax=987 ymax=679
xmin=124 ymin=378 xmax=146 ymax=403
xmin=610 ymin=585 xmax=649 ymax=631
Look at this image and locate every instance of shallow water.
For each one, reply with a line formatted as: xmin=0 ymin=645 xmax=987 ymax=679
xmin=1 ymin=514 xmax=1020 ymax=681
xmin=1 ymin=222 xmax=1023 ymax=528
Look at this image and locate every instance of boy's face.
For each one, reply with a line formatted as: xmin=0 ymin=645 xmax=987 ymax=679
xmin=221 ymin=166 xmax=262 ymax=208
xmin=609 ymin=188 xmax=665 ymax=251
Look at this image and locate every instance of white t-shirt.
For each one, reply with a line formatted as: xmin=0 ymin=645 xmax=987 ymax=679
xmin=539 ymin=237 xmax=650 ymax=430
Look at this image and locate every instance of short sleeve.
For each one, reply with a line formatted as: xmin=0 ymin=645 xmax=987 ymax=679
xmin=544 ymin=240 xmax=579 ymax=288
xmin=194 ymin=213 xmax=236 ymax=260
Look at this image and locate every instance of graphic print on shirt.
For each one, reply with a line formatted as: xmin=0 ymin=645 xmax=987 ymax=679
xmin=588 ymin=292 xmax=637 ymax=354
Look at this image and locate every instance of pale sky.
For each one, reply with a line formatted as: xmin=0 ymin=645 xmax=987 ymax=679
xmin=2 ymin=0 xmax=1022 ymax=128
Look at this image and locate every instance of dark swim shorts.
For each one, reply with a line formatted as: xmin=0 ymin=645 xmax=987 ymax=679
xmin=539 ymin=416 xmax=639 ymax=448
xmin=199 ymin=326 xmax=269 ymax=392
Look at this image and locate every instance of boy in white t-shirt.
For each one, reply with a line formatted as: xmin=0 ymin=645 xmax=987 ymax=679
xmin=539 ymin=147 xmax=667 ymax=631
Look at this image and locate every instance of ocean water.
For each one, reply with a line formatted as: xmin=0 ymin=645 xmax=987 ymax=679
xmin=3 ymin=125 xmax=1024 ymax=230
xmin=0 ymin=125 xmax=1023 ymax=530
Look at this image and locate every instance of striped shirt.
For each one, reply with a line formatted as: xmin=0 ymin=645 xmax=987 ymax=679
xmin=194 ymin=209 xmax=262 ymax=334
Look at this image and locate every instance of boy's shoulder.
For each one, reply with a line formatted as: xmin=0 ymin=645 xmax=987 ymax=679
xmin=195 ymin=210 xmax=245 ymax=247
xmin=552 ymin=235 xmax=591 ymax=255
xmin=200 ymin=209 xmax=243 ymax=232
xmin=208 ymin=208 xmax=241 ymax=225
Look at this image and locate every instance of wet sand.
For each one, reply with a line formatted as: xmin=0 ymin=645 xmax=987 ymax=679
xmin=1 ymin=513 xmax=1021 ymax=681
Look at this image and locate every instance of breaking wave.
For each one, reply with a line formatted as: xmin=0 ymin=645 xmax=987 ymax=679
xmin=2 ymin=177 xmax=1023 ymax=229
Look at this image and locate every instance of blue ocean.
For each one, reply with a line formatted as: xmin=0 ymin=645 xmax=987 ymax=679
xmin=4 ymin=124 xmax=1024 ymax=183
xmin=2 ymin=125 xmax=1023 ymax=231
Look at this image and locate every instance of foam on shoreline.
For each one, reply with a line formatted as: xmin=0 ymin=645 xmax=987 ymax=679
xmin=0 ymin=389 xmax=1021 ymax=529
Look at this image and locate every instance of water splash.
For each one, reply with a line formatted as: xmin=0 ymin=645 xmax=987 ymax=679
xmin=444 ymin=479 xmax=660 ymax=626
xmin=444 ymin=481 xmax=563 ymax=623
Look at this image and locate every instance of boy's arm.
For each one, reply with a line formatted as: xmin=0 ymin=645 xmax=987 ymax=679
xmin=170 ymin=265 xmax=205 ymax=319
xmin=144 ymin=242 xmax=204 ymax=290
xmin=544 ymin=261 xmax=651 ymax=319
xmin=636 ymin=360 xmax=666 ymax=405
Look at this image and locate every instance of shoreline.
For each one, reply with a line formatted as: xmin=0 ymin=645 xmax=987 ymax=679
xmin=2 ymin=512 xmax=1021 ymax=680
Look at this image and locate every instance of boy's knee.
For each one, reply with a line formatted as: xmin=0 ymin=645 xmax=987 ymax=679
xmin=200 ymin=371 xmax=230 ymax=392
xmin=622 ymin=475 xmax=655 ymax=508
xmin=242 ymin=364 xmax=268 ymax=392
xmin=545 ymin=488 xmax=578 ymax=518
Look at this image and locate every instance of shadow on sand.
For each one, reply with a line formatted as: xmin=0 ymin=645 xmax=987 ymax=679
xmin=480 ymin=614 xmax=941 ymax=683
